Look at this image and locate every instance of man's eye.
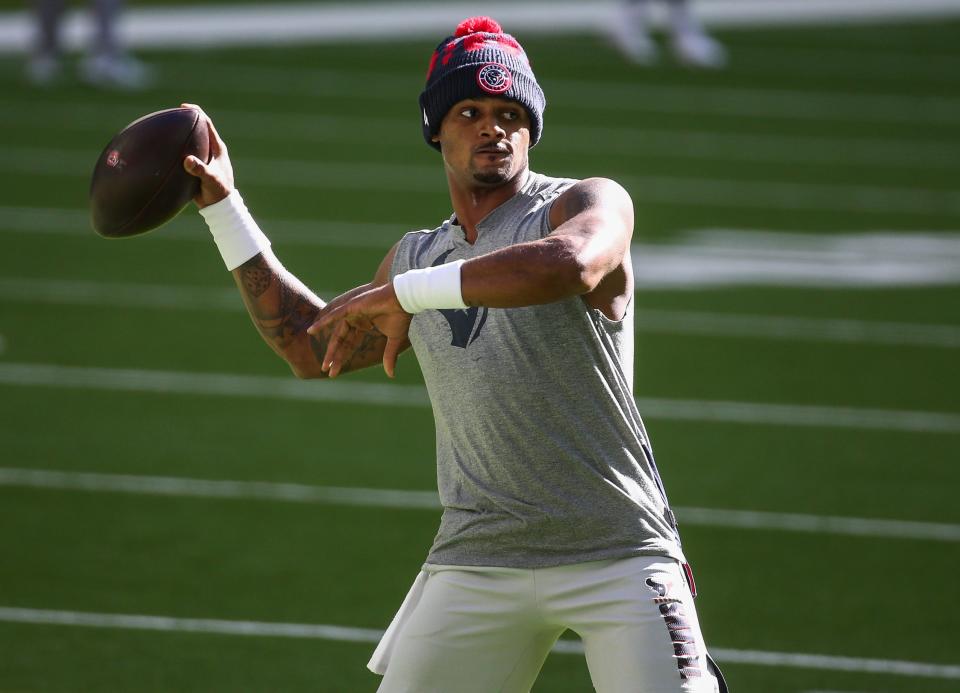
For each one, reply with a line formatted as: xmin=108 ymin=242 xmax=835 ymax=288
xmin=461 ymin=108 xmax=477 ymax=117
xmin=503 ymin=111 xmax=519 ymax=121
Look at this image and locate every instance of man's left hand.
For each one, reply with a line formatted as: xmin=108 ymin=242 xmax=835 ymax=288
xmin=308 ymin=283 xmax=411 ymax=378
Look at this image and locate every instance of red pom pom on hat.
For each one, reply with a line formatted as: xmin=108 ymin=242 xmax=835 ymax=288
xmin=454 ymin=16 xmax=502 ymax=36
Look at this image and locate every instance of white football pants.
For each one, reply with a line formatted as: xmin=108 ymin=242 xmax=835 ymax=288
xmin=369 ymin=556 xmax=720 ymax=693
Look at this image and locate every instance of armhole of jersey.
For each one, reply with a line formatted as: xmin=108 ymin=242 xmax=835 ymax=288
xmin=389 ymin=233 xmax=412 ymax=281
xmin=588 ymin=293 xmax=633 ymax=329
xmin=541 ymin=180 xmax=578 ymax=237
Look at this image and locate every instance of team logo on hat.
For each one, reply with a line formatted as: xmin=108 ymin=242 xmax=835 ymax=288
xmin=476 ymin=63 xmax=512 ymax=94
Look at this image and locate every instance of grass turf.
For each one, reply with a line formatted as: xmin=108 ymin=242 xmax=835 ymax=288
xmin=1 ymin=11 xmax=959 ymax=693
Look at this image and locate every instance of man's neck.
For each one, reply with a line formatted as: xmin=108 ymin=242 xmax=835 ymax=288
xmin=448 ymin=168 xmax=529 ymax=243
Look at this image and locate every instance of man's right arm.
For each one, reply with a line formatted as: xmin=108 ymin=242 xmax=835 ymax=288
xmin=229 ymin=247 xmax=398 ymax=379
xmin=181 ymin=103 xmax=401 ymax=379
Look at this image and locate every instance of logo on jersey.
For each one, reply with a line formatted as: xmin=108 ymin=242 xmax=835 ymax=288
xmin=476 ymin=63 xmax=512 ymax=95
xmin=432 ymin=250 xmax=488 ymax=348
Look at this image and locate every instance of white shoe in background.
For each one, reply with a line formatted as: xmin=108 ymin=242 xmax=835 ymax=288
xmin=80 ymin=53 xmax=153 ymax=90
xmin=609 ymin=3 xmax=659 ymax=65
xmin=672 ymin=27 xmax=728 ymax=69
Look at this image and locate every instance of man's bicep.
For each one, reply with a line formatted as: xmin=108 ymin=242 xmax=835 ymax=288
xmin=548 ymin=178 xmax=634 ymax=269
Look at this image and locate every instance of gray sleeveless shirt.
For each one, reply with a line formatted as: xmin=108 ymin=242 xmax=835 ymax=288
xmin=391 ymin=171 xmax=685 ymax=568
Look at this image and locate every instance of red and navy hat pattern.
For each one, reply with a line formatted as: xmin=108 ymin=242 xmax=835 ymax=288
xmin=419 ymin=16 xmax=546 ymax=151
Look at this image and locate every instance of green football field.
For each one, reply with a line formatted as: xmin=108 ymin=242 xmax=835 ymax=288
xmin=1 ymin=4 xmax=959 ymax=692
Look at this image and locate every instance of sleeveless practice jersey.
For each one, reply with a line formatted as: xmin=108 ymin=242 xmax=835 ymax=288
xmin=391 ymin=171 xmax=685 ymax=568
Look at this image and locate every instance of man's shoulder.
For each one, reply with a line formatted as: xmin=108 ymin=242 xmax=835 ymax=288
xmin=400 ymin=217 xmax=453 ymax=247
xmin=390 ymin=217 xmax=457 ymax=277
xmin=527 ymin=171 xmax=580 ymax=201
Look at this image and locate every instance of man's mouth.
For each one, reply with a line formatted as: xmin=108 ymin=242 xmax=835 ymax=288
xmin=475 ymin=145 xmax=511 ymax=157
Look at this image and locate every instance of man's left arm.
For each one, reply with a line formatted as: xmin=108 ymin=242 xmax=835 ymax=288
xmin=460 ymin=177 xmax=633 ymax=312
xmin=310 ymin=178 xmax=633 ymax=377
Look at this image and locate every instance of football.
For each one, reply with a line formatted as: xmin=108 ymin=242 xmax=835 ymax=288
xmin=89 ymin=106 xmax=210 ymax=238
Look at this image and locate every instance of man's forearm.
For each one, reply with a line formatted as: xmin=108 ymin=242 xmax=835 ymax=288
xmin=232 ymin=251 xmax=331 ymax=376
xmin=232 ymin=252 xmax=388 ymax=378
xmin=460 ymin=234 xmax=597 ymax=308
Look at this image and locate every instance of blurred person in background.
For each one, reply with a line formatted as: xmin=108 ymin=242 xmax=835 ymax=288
xmin=611 ymin=0 xmax=727 ymax=68
xmin=26 ymin=0 xmax=150 ymax=88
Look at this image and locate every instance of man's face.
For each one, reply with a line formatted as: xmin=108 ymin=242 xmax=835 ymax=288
xmin=433 ymin=97 xmax=531 ymax=188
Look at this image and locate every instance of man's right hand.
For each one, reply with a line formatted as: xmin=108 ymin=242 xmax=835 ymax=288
xmin=181 ymin=103 xmax=235 ymax=209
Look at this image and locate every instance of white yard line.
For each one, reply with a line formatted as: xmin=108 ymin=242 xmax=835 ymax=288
xmin=0 ymin=362 xmax=958 ymax=434
xmin=675 ymin=506 xmax=960 ymax=543
xmin=0 ymin=277 xmax=244 ymax=312
xmin=0 ymin=606 xmax=382 ymax=643
xmin=6 ymin=147 xmax=960 ymax=216
xmin=710 ymin=647 xmax=960 ymax=680
xmin=0 ymin=468 xmax=442 ymax=511
xmin=2 ymin=0 xmax=960 ymax=53
xmin=0 ymin=606 xmax=958 ymax=679
xmin=126 ymin=62 xmax=960 ymax=127
xmin=2 ymin=467 xmax=958 ymax=543
xmin=635 ymin=310 xmax=960 ymax=349
xmin=3 ymin=276 xmax=960 ymax=348
xmin=0 ymin=362 xmax=430 ymax=408
xmin=8 ymin=101 xmax=958 ymax=170
xmin=0 ymin=204 xmax=405 ymax=248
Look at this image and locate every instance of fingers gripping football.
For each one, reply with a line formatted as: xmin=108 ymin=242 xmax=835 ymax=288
xmin=180 ymin=103 xmax=235 ymax=208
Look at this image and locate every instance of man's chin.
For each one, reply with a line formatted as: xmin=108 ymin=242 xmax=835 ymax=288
xmin=473 ymin=170 xmax=510 ymax=186
xmin=472 ymin=161 xmax=523 ymax=186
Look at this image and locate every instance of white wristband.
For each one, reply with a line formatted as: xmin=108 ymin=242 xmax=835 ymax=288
xmin=393 ymin=259 xmax=468 ymax=314
xmin=199 ymin=189 xmax=271 ymax=271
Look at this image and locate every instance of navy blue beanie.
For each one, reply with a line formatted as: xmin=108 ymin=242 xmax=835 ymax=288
xmin=419 ymin=16 xmax=546 ymax=151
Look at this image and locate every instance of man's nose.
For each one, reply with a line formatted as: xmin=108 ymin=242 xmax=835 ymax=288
xmin=479 ymin=116 xmax=506 ymax=138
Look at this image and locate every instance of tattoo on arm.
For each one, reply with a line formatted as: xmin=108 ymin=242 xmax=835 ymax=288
xmin=240 ymin=259 xmax=272 ymax=297
xmin=308 ymin=324 xmax=386 ymax=374
xmin=235 ymin=254 xmax=388 ymax=375
xmin=236 ymin=253 xmax=321 ymax=350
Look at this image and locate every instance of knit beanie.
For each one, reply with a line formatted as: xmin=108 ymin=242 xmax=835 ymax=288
xmin=419 ymin=16 xmax=546 ymax=151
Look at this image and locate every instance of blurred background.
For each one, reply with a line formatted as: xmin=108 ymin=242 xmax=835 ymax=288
xmin=1 ymin=1 xmax=959 ymax=691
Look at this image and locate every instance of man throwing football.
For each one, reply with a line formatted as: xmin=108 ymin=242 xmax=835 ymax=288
xmin=184 ymin=16 xmax=725 ymax=693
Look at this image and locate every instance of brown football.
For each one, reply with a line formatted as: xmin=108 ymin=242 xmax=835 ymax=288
xmin=90 ymin=107 xmax=210 ymax=238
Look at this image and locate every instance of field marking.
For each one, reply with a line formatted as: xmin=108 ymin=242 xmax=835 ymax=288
xmin=3 ymin=467 xmax=959 ymax=544
xmin=0 ymin=606 xmax=382 ymax=643
xmin=1 ymin=361 xmax=958 ymax=434
xmin=0 ymin=362 xmax=430 ymax=408
xmin=1 ymin=606 xmax=958 ymax=680
xmin=7 ymin=146 xmax=960 ymax=217
xmin=2 ymin=0 xmax=960 ymax=52
xmin=6 ymin=202 xmax=960 ymax=288
xmin=110 ymin=58 xmax=960 ymax=128
xmin=727 ymin=46 xmax=960 ymax=86
xmin=68 ymin=59 xmax=960 ymax=127
xmin=0 ymin=204 xmax=405 ymax=249
xmin=633 ymin=229 xmax=960 ymax=288
xmin=636 ymin=310 xmax=960 ymax=349
xmin=6 ymin=101 xmax=958 ymax=170
xmin=0 ymin=468 xmax=442 ymax=511
xmin=4 ymin=276 xmax=960 ymax=349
